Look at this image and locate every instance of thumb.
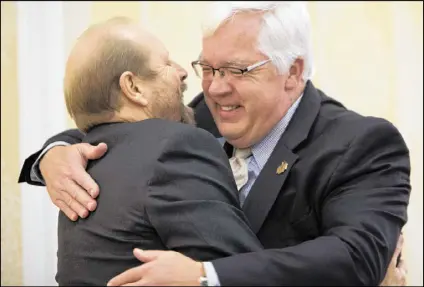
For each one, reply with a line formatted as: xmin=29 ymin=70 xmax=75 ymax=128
xmin=78 ymin=142 xmax=108 ymax=160
xmin=395 ymin=233 xmax=404 ymax=258
xmin=133 ymin=249 xmax=163 ymax=263
xmin=389 ymin=233 xmax=404 ymax=269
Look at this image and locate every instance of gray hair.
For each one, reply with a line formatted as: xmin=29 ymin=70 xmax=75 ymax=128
xmin=201 ymin=1 xmax=315 ymax=81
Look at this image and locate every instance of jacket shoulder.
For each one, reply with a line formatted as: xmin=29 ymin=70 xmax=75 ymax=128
xmin=314 ymin=90 xmax=404 ymax=144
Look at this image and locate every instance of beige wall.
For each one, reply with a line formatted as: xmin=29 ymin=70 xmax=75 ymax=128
xmin=1 ymin=1 xmax=422 ymax=285
xmin=1 ymin=1 xmax=23 ymax=285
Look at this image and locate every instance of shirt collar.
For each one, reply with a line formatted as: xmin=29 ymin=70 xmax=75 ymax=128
xmin=251 ymin=93 xmax=304 ymax=170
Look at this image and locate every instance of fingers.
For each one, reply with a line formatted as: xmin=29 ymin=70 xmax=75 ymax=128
xmin=396 ymin=234 xmax=404 ymax=256
xmin=55 ymin=200 xmax=78 ymax=221
xmin=122 ymin=283 xmax=142 ymax=287
xmin=133 ymin=249 xmax=145 ymax=262
xmin=393 ymin=234 xmax=407 ymax=286
xmin=107 ymin=265 xmax=144 ymax=286
xmin=388 ymin=234 xmax=404 ymax=269
xmin=107 ymin=250 xmax=162 ymax=286
xmin=91 ymin=142 xmax=108 ymax=159
xmin=58 ymin=185 xmax=90 ymax=218
xmin=75 ymin=143 xmax=107 ymax=198
xmin=63 ymin=174 xmax=98 ymax=211
xmin=41 ymin=143 xmax=100 ymax=219
xmin=397 ymin=258 xmax=407 ymax=278
xmin=397 ymin=261 xmax=407 ymax=286
xmin=78 ymin=142 xmax=108 ymax=161
xmin=72 ymin=168 xmax=100 ymax=200
xmin=133 ymin=249 xmax=163 ymax=263
xmin=397 ymin=257 xmax=406 ymax=270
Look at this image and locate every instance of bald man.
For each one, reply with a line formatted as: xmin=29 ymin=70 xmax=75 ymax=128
xmin=55 ymin=17 xmax=263 ymax=286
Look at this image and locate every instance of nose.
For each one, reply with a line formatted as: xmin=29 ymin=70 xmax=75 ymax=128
xmin=207 ymin=75 xmax=232 ymax=97
xmin=174 ymin=62 xmax=187 ymax=81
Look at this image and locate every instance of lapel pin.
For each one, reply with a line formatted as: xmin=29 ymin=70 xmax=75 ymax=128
xmin=276 ymin=161 xmax=288 ymax=175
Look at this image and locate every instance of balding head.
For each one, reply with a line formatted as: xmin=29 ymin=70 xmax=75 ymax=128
xmin=64 ymin=17 xmax=158 ymax=132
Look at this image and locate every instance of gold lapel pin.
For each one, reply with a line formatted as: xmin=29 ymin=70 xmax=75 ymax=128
xmin=276 ymin=161 xmax=289 ymax=175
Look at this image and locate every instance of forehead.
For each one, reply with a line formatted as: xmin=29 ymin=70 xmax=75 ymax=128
xmin=202 ymin=12 xmax=264 ymax=65
xmin=135 ymin=28 xmax=167 ymax=53
xmin=131 ymin=28 xmax=169 ymax=62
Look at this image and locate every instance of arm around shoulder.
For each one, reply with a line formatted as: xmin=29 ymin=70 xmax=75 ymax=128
xmin=18 ymin=129 xmax=84 ymax=185
xmin=145 ymin=125 xmax=263 ymax=261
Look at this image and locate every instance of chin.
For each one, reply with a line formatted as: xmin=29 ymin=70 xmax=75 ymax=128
xmin=217 ymin=121 xmax=234 ymax=132
xmin=218 ymin=128 xmax=248 ymax=148
xmin=225 ymin=137 xmax=251 ymax=149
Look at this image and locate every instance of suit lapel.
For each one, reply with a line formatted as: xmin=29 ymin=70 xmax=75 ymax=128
xmin=242 ymin=144 xmax=298 ymax=233
xmin=242 ymin=81 xmax=322 ymax=233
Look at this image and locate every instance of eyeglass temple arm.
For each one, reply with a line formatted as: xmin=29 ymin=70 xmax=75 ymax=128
xmin=246 ymin=59 xmax=271 ymax=72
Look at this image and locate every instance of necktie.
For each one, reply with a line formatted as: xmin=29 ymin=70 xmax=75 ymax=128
xmin=229 ymin=148 xmax=252 ymax=191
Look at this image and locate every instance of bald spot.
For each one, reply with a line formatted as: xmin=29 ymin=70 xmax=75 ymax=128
xmin=64 ymin=17 xmax=157 ymax=131
xmin=66 ymin=18 xmax=143 ymax=77
xmin=65 ymin=17 xmax=150 ymax=92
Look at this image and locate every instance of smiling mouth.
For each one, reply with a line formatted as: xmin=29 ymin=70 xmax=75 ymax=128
xmin=218 ymin=105 xmax=241 ymax=111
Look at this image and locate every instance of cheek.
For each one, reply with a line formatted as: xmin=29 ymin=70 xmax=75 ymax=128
xmin=204 ymin=95 xmax=216 ymax=115
xmin=202 ymin=81 xmax=212 ymax=95
xmin=239 ymin=86 xmax=278 ymax=120
xmin=236 ymin=83 xmax=261 ymax=108
xmin=203 ymin=83 xmax=215 ymax=107
xmin=162 ymin=67 xmax=178 ymax=85
xmin=169 ymin=71 xmax=180 ymax=88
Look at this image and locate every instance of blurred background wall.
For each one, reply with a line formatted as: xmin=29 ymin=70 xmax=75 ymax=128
xmin=1 ymin=1 xmax=422 ymax=285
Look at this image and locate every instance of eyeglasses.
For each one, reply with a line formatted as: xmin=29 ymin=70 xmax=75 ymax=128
xmin=191 ymin=59 xmax=271 ymax=80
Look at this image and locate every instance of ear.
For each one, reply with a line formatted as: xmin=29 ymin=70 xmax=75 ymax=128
xmin=285 ymin=58 xmax=304 ymax=90
xmin=119 ymin=71 xmax=149 ymax=106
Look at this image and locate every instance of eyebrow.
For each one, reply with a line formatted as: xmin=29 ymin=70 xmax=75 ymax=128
xmin=222 ymin=60 xmax=250 ymax=66
xmin=200 ymin=59 xmax=250 ymax=67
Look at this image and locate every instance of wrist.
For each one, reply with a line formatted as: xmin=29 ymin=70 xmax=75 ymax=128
xmin=197 ymin=262 xmax=208 ymax=286
xmin=39 ymin=145 xmax=65 ymax=176
xmin=198 ymin=261 xmax=206 ymax=277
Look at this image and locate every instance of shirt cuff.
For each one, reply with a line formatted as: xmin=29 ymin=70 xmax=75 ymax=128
xmin=30 ymin=141 xmax=71 ymax=183
xmin=202 ymin=262 xmax=221 ymax=286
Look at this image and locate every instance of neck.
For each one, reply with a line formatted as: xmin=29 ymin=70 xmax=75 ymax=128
xmin=112 ymin=105 xmax=150 ymax=123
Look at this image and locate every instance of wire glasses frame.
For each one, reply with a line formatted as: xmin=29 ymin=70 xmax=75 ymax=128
xmin=191 ymin=59 xmax=271 ymax=79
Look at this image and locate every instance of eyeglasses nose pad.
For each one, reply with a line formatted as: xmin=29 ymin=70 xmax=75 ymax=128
xmin=219 ymin=70 xmax=225 ymax=77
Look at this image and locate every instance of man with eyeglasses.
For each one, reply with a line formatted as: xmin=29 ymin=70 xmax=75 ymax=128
xmin=18 ymin=2 xmax=409 ymax=286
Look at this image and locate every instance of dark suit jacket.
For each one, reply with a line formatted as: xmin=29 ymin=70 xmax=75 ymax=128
xmin=19 ymin=81 xmax=411 ymax=286
xmin=52 ymin=119 xmax=263 ymax=285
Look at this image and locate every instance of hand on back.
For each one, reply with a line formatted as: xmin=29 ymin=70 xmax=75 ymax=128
xmin=40 ymin=142 xmax=107 ymax=220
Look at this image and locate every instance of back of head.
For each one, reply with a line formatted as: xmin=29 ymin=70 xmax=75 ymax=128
xmin=64 ymin=17 xmax=155 ymax=132
xmin=201 ymin=1 xmax=315 ymax=81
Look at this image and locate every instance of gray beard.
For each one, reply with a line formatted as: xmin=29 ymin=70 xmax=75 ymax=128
xmin=149 ymin=85 xmax=195 ymax=125
xmin=180 ymin=105 xmax=196 ymax=126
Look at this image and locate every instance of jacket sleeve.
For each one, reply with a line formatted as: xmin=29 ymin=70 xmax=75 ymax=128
xmin=211 ymin=119 xmax=411 ymax=285
xmin=145 ymin=126 xmax=263 ymax=261
xmin=18 ymin=129 xmax=84 ymax=185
